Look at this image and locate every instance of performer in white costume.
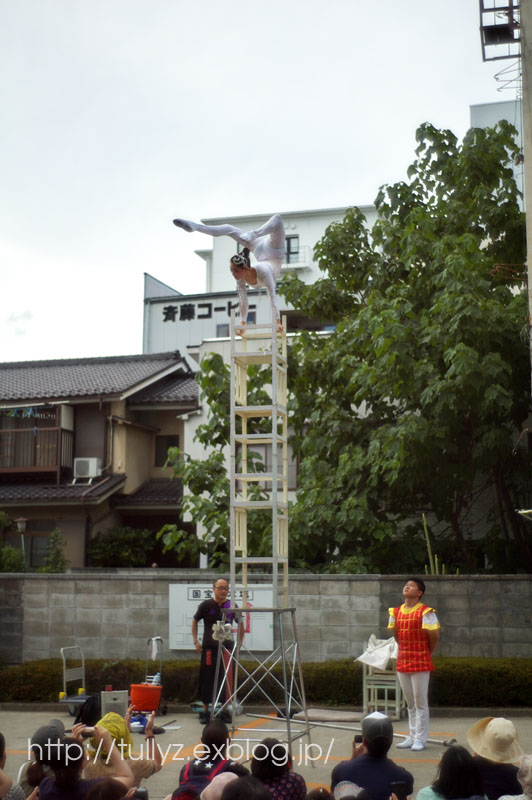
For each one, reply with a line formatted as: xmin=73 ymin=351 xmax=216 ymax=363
xmin=173 ymin=214 xmax=286 ymax=323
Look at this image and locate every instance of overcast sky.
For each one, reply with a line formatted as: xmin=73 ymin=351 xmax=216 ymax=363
xmin=0 ymin=0 xmax=521 ymax=363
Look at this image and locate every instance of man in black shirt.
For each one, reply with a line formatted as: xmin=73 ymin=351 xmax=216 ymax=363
xmin=192 ymin=578 xmax=243 ymax=724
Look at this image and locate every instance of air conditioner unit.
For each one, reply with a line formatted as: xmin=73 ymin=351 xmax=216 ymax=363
xmin=73 ymin=457 xmax=102 ymax=479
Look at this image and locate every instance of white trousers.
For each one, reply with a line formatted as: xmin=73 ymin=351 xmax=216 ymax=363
xmin=180 ymin=214 xmax=285 ymax=321
xmin=397 ymin=670 xmax=431 ymax=743
xmin=188 ymin=214 xmax=286 ymax=263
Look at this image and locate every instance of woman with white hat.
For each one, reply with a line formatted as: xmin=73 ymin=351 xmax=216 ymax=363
xmin=466 ymin=717 xmax=523 ymax=800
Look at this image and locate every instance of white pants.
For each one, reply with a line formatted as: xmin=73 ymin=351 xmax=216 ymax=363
xmin=179 ymin=214 xmax=285 ymax=321
xmin=188 ymin=214 xmax=286 ymax=263
xmin=397 ymin=671 xmax=431 ymax=743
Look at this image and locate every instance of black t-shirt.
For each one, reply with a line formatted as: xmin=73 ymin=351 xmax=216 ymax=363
xmin=38 ymin=777 xmax=104 ymax=800
xmin=194 ymin=599 xmax=236 ymax=648
xmin=474 ymin=756 xmax=521 ymax=800
xmin=330 ymin=754 xmax=414 ymax=800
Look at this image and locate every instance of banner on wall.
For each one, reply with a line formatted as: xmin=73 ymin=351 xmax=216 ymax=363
xmin=168 ymin=584 xmax=274 ymax=651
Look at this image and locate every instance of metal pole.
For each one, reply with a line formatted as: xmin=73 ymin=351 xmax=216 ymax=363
xmin=521 ymin=2 xmax=532 ymax=394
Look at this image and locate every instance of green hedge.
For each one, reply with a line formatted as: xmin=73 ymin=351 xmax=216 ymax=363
xmin=0 ymin=657 xmax=530 ymax=707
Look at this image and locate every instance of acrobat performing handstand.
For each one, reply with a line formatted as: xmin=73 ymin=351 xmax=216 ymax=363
xmin=173 ymin=213 xmax=286 ymax=327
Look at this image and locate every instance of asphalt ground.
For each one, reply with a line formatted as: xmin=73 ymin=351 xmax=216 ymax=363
xmin=2 ymin=708 xmax=531 ymax=800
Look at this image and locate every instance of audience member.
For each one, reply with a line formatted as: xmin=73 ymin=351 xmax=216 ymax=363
xmin=416 ymin=745 xmax=484 ymax=800
xmin=332 ymin=782 xmax=372 ymax=800
xmin=499 ymin=754 xmax=532 ymax=800
xmin=330 ymin=716 xmax=413 ymax=800
xmin=221 ymin=776 xmax=272 ymax=800
xmin=17 ymin=719 xmax=65 ymax=797
xmin=201 ymin=773 xmax=239 ymax=800
xmin=306 ymin=790 xmax=333 ymax=800
xmin=251 ymin=738 xmax=306 ymax=800
xmin=467 ymin=718 xmax=522 ymax=800
xmin=84 ymin=711 xmax=161 ymax=784
xmin=0 ymin=733 xmax=27 ymax=800
xmin=167 ymin=720 xmax=248 ymax=800
xmin=38 ymin=727 xmax=133 ymax=800
xmin=84 ymin=778 xmax=129 ymax=800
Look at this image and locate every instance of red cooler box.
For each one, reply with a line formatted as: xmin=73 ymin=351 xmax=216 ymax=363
xmin=130 ymin=683 xmax=162 ymax=712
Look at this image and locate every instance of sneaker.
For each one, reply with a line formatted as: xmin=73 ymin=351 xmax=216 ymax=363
xmin=218 ymin=710 xmax=232 ymax=724
xmin=199 ymin=711 xmax=209 ymax=724
xmin=411 ymin=740 xmax=425 ymax=751
xmin=396 ymin=737 xmax=414 ymax=748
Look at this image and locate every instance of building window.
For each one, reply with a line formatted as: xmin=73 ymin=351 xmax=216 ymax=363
xmin=216 ymin=323 xmax=230 ymax=337
xmin=155 ymin=435 xmax=180 ymax=467
xmin=286 ymin=236 xmax=299 ymax=264
xmin=247 ymin=311 xmax=256 ymax=324
xmin=30 ymin=536 xmax=50 ymax=568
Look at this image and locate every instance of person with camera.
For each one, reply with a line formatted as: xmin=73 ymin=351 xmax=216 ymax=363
xmin=173 ymin=213 xmax=286 ymax=325
xmin=330 ymin=716 xmax=413 ymax=800
xmin=84 ymin=710 xmax=162 ymax=785
xmin=37 ymin=724 xmax=133 ymax=800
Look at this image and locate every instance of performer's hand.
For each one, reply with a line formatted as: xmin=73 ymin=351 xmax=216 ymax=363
xmin=195 ymin=640 xmax=202 ymax=653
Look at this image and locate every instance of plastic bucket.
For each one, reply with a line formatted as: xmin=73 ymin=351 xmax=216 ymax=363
xmin=130 ymin=683 xmax=162 ymax=712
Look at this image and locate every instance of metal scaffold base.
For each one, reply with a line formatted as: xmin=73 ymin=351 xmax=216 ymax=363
xmin=212 ymin=607 xmax=312 ymax=759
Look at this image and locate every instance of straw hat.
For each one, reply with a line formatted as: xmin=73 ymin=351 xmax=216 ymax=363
xmin=467 ymin=717 xmax=523 ymax=763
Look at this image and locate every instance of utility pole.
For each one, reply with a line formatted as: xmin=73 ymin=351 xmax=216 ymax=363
xmin=521 ymin=2 xmax=532 ymax=392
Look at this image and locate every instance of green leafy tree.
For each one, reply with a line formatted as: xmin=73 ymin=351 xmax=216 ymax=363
xmin=282 ymin=121 xmax=529 ymax=573
xmin=157 ymin=353 xmax=273 ymax=569
xmin=88 ymin=526 xmax=153 ymax=568
xmin=0 ymin=545 xmax=26 ymax=572
xmin=0 ymin=510 xmax=11 ymax=537
xmin=38 ymin=528 xmax=69 ymax=573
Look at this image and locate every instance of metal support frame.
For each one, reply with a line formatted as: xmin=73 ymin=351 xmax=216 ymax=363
xmin=211 ymin=310 xmax=311 ymax=757
xmin=479 ymin=0 xmax=521 ymax=61
xmin=212 ymin=607 xmax=312 ymax=759
xmin=229 ymin=309 xmax=289 ymax=606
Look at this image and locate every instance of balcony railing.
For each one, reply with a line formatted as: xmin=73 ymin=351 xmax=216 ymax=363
xmin=281 ymin=245 xmax=313 ymax=272
xmin=0 ymin=427 xmax=74 ymax=480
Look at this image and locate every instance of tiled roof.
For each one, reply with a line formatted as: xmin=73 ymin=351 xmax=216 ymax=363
xmin=0 ymin=352 xmax=188 ymax=404
xmin=129 ymin=376 xmax=198 ymax=405
xmin=0 ymin=474 xmax=126 ymax=505
xmin=113 ymin=478 xmax=183 ymax=507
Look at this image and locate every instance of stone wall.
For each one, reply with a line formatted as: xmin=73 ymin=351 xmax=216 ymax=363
xmin=1 ymin=572 xmax=531 ymax=665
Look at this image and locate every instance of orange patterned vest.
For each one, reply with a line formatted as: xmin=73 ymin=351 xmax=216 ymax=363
xmin=390 ymin=602 xmax=435 ymax=673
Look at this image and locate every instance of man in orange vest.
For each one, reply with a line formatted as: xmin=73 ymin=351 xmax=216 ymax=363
xmin=388 ymin=578 xmax=440 ymax=752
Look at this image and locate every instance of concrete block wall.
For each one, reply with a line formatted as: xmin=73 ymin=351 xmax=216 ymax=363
xmin=288 ymin=575 xmax=381 ymax=661
xmin=379 ymin=575 xmax=532 ymax=659
xmin=0 ymin=577 xmax=23 ymax=662
xmin=1 ymin=572 xmax=531 ymax=665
